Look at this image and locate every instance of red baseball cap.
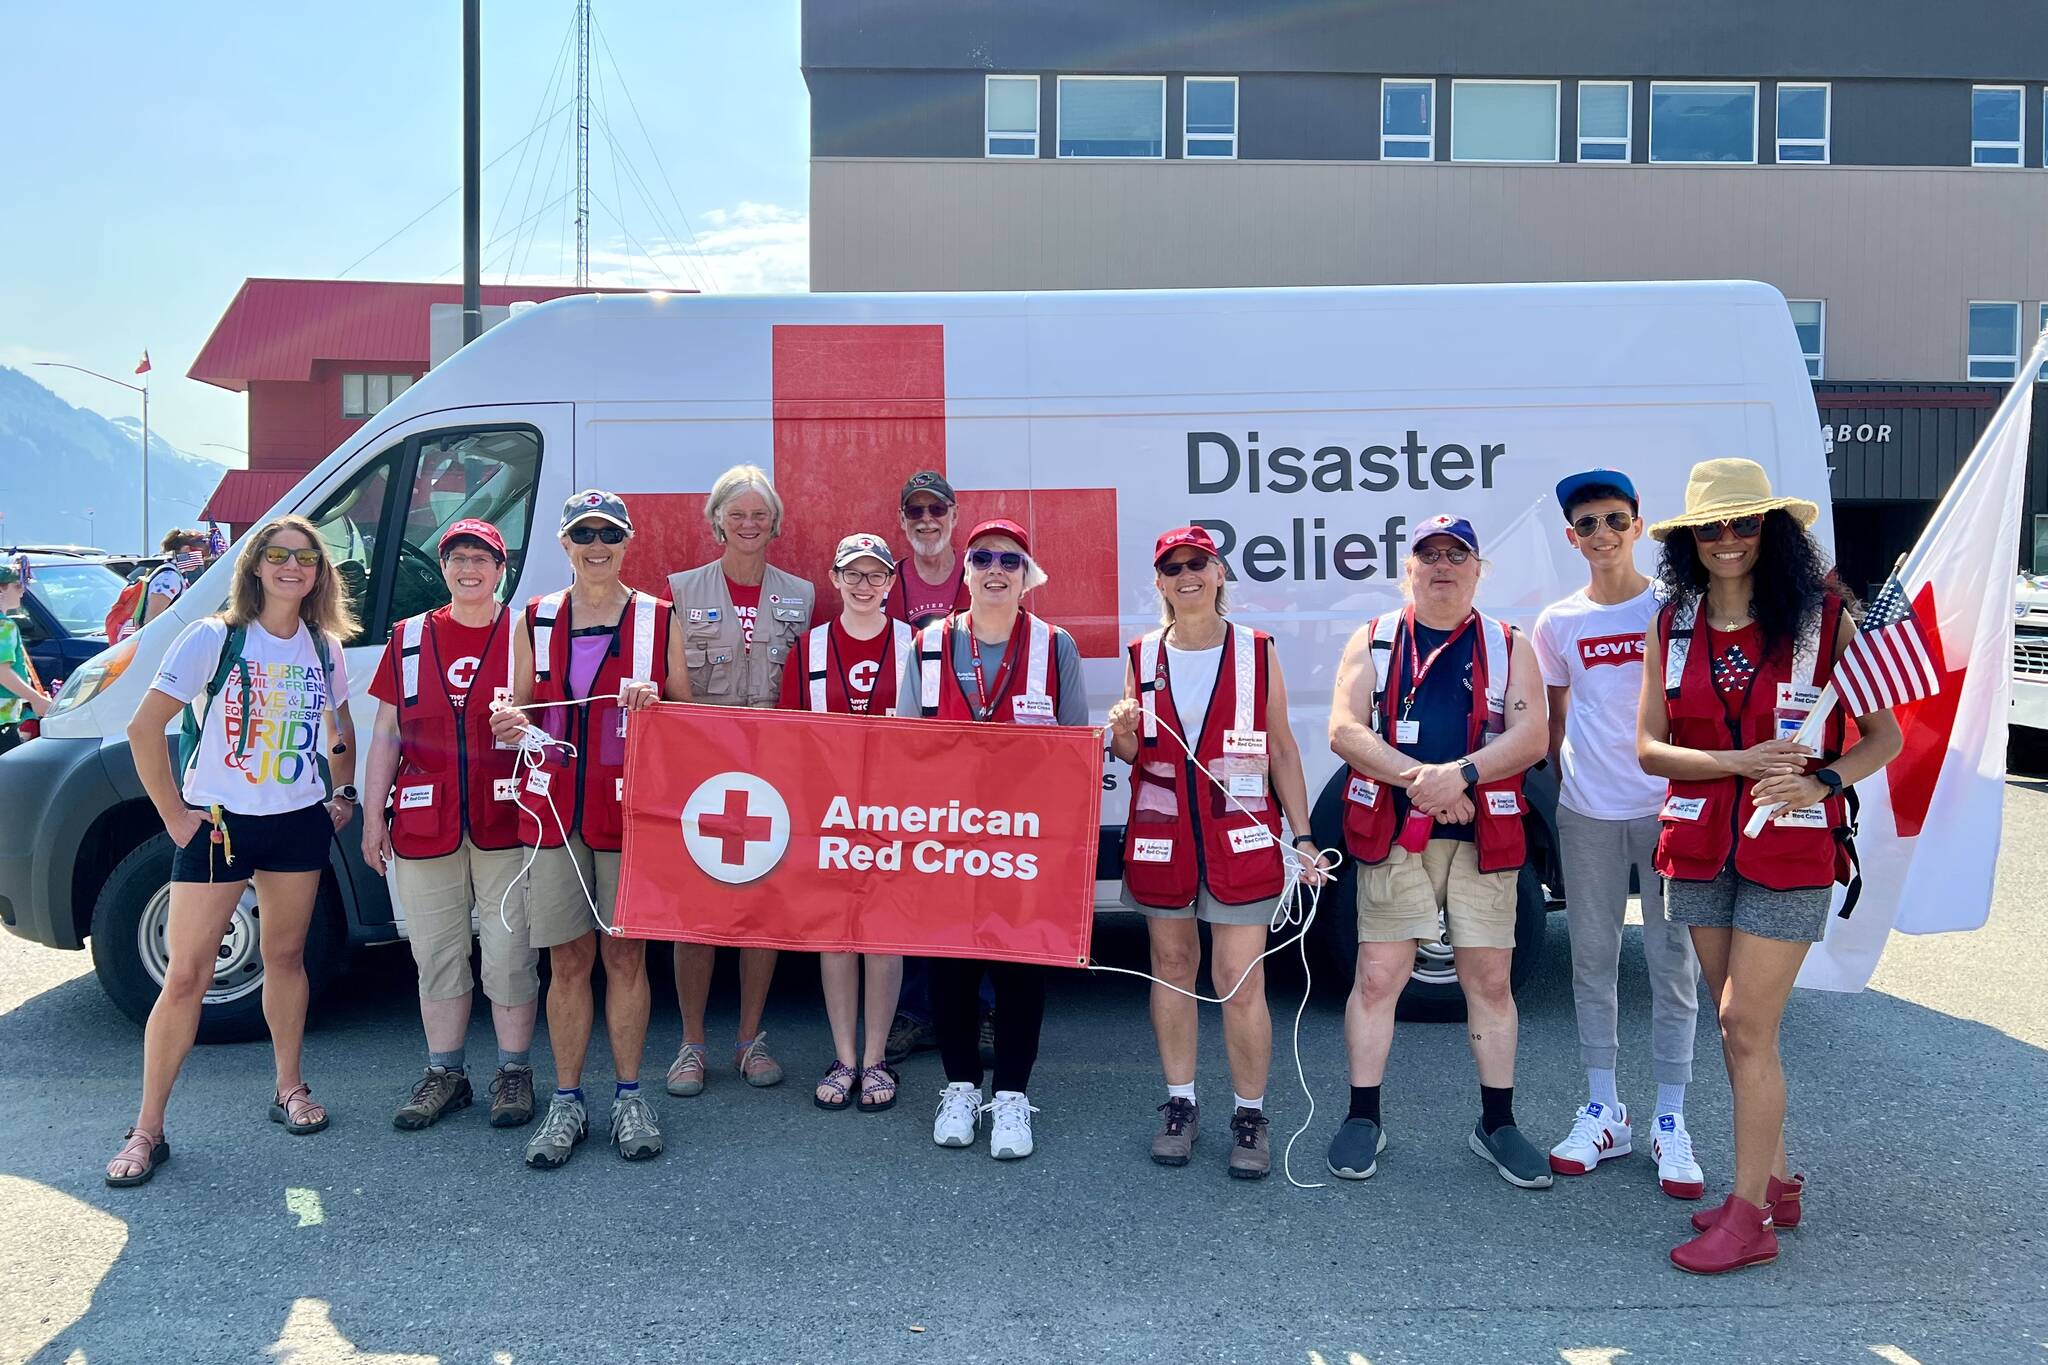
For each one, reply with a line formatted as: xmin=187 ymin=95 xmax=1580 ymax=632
xmin=438 ymin=518 xmax=507 ymax=562
xmin=1152 ymin=525 xmax=1219 ymax=566
xmin=965 ymin=518 xmax=1032 ymax=557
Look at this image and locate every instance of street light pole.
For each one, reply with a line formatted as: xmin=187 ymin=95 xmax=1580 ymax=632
xmin=32 ymin=361 xmax=150 ymax=550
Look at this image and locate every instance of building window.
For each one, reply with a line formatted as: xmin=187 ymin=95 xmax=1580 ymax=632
xmin=1972 ymin=86 xmax=2023 ymax=166
xmin=1577 ymin=81 xmax=1631 ymax=162
xmin=985 ymin=75 xmax=1039 ymax=158
xmin=1649 ymin=82 xmax=1758 ymax=164
xmin=1967 ymin=302 xmax=2020 ymax=380
xmin=1056 ymin=76 xmax=1165 ymax=158
xmin=1381 ymin=79 xmax=1434 ymax=159
xmin=1788 ymin=300 xmax=1825 ymax=379
xmin=1450 ymin=80 xmax=1559 ymax=162
xmin=341 ymin=372 xmax=413 ymax=420
xmin=1776 ymin=83 xmax=1830 ymax=163
xmin=1184 ymin=77 xmax=1238 ymax=158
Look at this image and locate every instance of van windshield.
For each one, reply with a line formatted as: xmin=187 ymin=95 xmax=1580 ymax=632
xmin=29 ymin=561 xmax=124 ymax=637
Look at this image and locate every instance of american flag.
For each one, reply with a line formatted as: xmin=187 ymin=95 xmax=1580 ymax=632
xmin=1835 ymin=575 xmax=1942 ymax=715
xmin=1713 ymin=642 xmax=1756 ymax=693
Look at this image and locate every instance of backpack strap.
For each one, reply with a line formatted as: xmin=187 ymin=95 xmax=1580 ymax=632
xmin=805 ymin=621 xmax=832 ymax=712
xmin=1834 ymin=785 xmax=1864 ymax=918
xmin=180 ymin=622 xmax=247 ymax=782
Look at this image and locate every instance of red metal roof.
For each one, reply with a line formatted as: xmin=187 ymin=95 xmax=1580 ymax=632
xmin=200 ymin=469 xmax=304 ymax=524
xmin=188 ymin=278 xmax=652 ymax=391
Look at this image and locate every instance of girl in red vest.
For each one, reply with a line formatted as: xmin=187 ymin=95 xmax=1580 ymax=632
xmin=1638 ymin=459 xmax=1902 ymax=1274
xmin=892 ymin=519 xmax=1090 ymax=1161
xmin=1107 ymin=526 xmax=1325 ymax=1180
xmin=778 ymin=532 xmax=916 ymax=1112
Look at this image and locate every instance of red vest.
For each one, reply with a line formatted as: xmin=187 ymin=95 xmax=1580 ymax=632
xmin=389 ymin=608 xmax=523 ymax=858
xmin=794 ymin=619 xmax=915 ymax=715
xmin=522 ymin=589 xmax=671 ymax=852
xmin=1341 ymin=608 xmax=1529 ymax=875
xmin=1652 ymin=593 xmax=1847 ymax=891
xmin=1121 ymin=623 xmax=1285 ymax=908
xmin=916 ymin=611 xmax=1061 ymax=724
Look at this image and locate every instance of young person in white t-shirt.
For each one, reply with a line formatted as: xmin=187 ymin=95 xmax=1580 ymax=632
xmin=1532 ymin=470 xmax=1704 ymax=1201
xmin=106 ymin=515 xmax=359 ymax=1187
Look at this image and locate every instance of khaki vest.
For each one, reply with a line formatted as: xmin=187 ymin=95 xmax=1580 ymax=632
xmin=667 ymin=560 xmax=814 ymax=708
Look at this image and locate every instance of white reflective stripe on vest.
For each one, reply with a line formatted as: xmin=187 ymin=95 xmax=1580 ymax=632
xmin=533 ymin=590 xmax=568 ymax=681
xmin=627 ymin=593 xmax=656 ymax=687
xmin=1479 ymin=613 xmax=1510 ymax=718
xmin=919 ymin=619 xmax=947 ymax=713
xmin=886 ymin=620 xmax=914 ymax=716
xmin=399 ymin=613 xmax=424 ymax=704
xmin=1665 ymin=598 xmax=1699 ymax=695
xmin=1232 ymin=623 xmax=1257 ymax=732
xmin=806 ymin=621 xmax=832 ymax=712
xmin=1367 ymin=610 xmax=1402 ymax=724
xmin=1025 ymin=615 xmax=1051 ymax=699
xmin=1137 ymin=628 xmax=1165 ymax=739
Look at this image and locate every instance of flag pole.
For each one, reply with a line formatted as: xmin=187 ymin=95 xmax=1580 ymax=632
xmin=1743 ymin=330 xmax=2048 ymax=838
xmin=140 ymin=376 xmax=150 ymax=549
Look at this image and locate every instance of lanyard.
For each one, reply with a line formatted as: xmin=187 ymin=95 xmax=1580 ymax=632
xmin=966 ymin=616 xmax=1022 ymax=716
xmin=1400 ymin=608 xmax=1476 ymax=719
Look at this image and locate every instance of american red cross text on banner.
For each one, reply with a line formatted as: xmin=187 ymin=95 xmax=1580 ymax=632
xmin=614 ymin=704 xmax=1104 ymax=966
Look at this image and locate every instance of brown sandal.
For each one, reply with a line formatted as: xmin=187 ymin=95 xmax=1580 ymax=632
xmin=858 ymin=1064 xmax=899 ymax=1113
xmin=105 ymin=1127 xmax=169 ymax=1187
xmin=269 ymin=1083 xmax=329 ymax=1135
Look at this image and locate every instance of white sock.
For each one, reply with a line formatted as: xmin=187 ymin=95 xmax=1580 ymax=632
xmin=1656 ymin=1083 xmax=1686 ymax=1120
xmin=1588 ymin=1068 xmax=1620 ymax=1110
xmin=1233 ymin=1093 xmax=1263 ymax=1112
xmin=1166 ymin=1081 xmax=1196 ymax=1102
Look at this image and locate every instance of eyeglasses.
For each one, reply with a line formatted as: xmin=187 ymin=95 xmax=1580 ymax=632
xmin=902 ymin=501 xmax=951 ymax=522
xmin=1694 ymin=515 xmax=1765 ymax=543
xmin=1571 ymin=512 xmax=1635 ymax=537
xmin=836 ymin=568 xmax=894 ymax=587
xmin=967 ymin=548 xmax=1027 ymax=572
xmin=260 ymin=547 xmax=321 ymax=568
xmin=1413 ymin=546 xmax=1472 ymax=565
xmin=567 ymin=526 xmax=628 ymax=545
xmin=443 ymin=552 xmax=501 ymax=571
xmin=1158 ymin=553 xmax=1214 ymax=577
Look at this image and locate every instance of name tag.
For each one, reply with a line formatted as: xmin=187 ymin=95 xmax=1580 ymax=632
xmin=772 ymin=605 xmax=807 ymax=623
xmin=1776 ymin=682 xmax=1823 ymax=740
xmin=493 ymin=778 xmax=519 ymax=802
xmin=1484 ymin=790 xmax=1520 ymax=817
xmin=1227 ymin=825 xmax=1276 ymax=854
xmin=1772 ymin=803 xmax=1828 ymax=829
xmin=1227 ymin=771 xmax=1266 ymax=799
xmin=1395 ymin=719 xmax=1421 ymax=746
xmin=1222 ymin=729 xmax=1267 ymax=757
xmin=1012 ymin=694 xmax=1056 ymax=724
xmin=1131 ymin=838 xmax=1174 ymax=864
xmin=526 ymin=769 xmax=552 ymax=796
xmin=399 ymin=785 xmax=434 ymax=810
xmin=1661 ymin=794 xmax=1706 ymax=822
xmin=1346 ymin=775 xmax=1381 ymax=808
xmin=493 ymin=687 xmax=517 ymax=749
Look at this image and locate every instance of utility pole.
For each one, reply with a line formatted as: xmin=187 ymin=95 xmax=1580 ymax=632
xmin=575 ymin=0 xmax=591 ymax=287
xmin=461 ymin=0 xmax=482 ymax=346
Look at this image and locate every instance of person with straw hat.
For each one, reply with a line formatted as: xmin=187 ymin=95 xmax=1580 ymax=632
xmin=1637 ymin=457 xmax=1902 ymax=1275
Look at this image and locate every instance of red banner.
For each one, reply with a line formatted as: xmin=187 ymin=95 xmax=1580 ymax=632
xmin=615 ymin=704 xmax=1104 ymax=966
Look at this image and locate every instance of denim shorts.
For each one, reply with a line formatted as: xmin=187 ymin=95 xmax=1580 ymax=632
xmin=1664 ymin=867 xmax=1833 ymax=944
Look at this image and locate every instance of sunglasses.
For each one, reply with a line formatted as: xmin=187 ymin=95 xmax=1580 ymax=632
xmin=1158 ymin=553 xmax=1215 ymax=577
xmin=1571 ymin=511 xmax=1635 ymax=537
xmin=260 ymin=546 xmax=322 ymax=568
xmin=836 ymin=567 xmax=894 ymax=587
xmin=967 ymin=548 xmax=1027 ymax=572
xmin=1694 ymin=515 xmax=1765 ymax=543
xmin=902 ymin=501 xmax=951 ymax=522
xmin=566 ymin=526 xmax=629 ymax=545
xmin=1414 ymin=546 xmax=1472 ymax=565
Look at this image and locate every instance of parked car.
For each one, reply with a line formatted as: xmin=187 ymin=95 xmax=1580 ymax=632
xmin=7 ymin=553 xmax=126 ymax=695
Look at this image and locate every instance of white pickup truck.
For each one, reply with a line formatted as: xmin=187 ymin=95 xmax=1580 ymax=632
xmin=2013 ymin=573 xmax=2048 ymax=738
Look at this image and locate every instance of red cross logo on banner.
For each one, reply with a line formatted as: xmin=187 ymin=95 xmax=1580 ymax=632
xmin=622 ymin=325 xmax=1122 ymax=656
xmin=680 ymin=772 xmax=790 ymax=885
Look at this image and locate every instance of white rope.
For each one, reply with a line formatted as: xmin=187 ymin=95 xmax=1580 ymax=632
xmin=494 ymin=693 xmax=618 ymax=939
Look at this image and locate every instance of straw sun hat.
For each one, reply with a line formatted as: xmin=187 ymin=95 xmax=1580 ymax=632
xmin=1647 ymin=458 xmax=1821 ymax=542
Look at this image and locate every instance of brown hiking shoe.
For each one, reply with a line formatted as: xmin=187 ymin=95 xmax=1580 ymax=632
xmin=489 ymin=1065 xmax=535 ymax=1128
xmin=1228 ymin=1106 xmax=1272 ymax=1180
xmin=1151 ymin=1097 xmax=1199 ymax=1166
xmin=393 ymin=1067 xmax=473 ymax=1130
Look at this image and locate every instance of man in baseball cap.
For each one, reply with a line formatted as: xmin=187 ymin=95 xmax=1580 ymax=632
xmin=560 ymin=490 xmax=633 ymax=535
xmin=889 ymin=470 xmax=969 ymax=637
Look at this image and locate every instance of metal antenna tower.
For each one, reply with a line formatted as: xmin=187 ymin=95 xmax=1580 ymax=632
xmin=574 ymin=0 xmax=591 ymax=286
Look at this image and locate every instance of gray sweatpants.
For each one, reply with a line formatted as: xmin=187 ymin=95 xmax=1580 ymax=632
xmin=1556 ymin=805 xmax=1699 ymax=1084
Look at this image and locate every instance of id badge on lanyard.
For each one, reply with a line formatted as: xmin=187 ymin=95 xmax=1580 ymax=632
xmin=1219 ymin=729 xmax=1267 ymax=797
xmin=1397 ymin=612 xmax=1474 ymax=749
xmin=1775 ymin=683 xmax=1822 ymax=742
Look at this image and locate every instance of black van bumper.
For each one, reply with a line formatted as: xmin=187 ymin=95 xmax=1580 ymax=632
xmin=0 ymin=736 xmax=121 ymax=949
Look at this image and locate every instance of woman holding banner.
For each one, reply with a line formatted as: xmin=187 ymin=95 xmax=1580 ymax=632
xmin=664 ymin=465 xmax=812 ymax=1098
xmin=893 ymin=518 xmax=1089 ymax=1160
xmin=1637 ymin=459 xmax=1901 ymax=1275
xmin=1107 ymin=526 xmax=1327 ymax=1181
xmin=778 ymin=532 xmax=915 ymax=1112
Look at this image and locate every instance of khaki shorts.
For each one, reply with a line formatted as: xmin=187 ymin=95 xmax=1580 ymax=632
xmin=391 ymin=842 xmax=541 ymax=1006
xmin=1356 ymin=838 xmax=1518 ymax=950
xmin=526 ymin=835 xmax=622 ymax=949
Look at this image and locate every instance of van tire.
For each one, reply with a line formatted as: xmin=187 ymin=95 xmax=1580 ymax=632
xmin=1311 ymin=860 xmax=1548 ymax=1023
xmin=89 ymin=833 xmax=347 ymax=1044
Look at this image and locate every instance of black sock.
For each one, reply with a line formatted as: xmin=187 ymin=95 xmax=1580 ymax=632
xmin=1480 ymin=1085 xmax=1516 ymax=1135
xmin=1348 ymin=1085 xmax=1380 ymax=1125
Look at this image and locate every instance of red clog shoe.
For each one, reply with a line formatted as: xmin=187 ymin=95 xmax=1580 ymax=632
xmin=1692 ymin=1173 xmax=1804 ymax=1233
xmin=1671 ymin=1194 xmax=1778 ymax=1275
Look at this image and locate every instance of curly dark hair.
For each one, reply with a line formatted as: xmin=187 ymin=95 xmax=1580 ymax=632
xmin=1656 ymin=509 xmax=1857 ymax=659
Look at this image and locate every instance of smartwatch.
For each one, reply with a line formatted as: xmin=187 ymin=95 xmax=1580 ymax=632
xmin=1813 ymin=769 xmax=1844 ymax=797
xmin=1458 ymin=759 xmax=1480 ymax=788
xmin=334 ymin=785 xmax=360 ymax=805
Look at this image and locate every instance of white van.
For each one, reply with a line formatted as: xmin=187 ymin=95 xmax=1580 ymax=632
xmin=0 ymin=280 xmax=1830 ymax=1038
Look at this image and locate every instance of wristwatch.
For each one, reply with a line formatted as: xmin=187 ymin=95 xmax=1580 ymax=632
xmin=1813 ymin=769 xmax=1844 ymax=797
xmin=1458 ymin=759 xmax=1480 ymax=788
xmin=333 ymin=785 xmax=360 ymax=805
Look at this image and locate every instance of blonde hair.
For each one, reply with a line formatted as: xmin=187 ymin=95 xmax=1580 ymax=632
xmin=221 ymin=514 xmax=359 ymax=642
xmin=705 ymin=464 xmax=784 ymax=544
xmin=1158 ymin=580 xmax=1229 ymax=627
xmin=966 ymin=534 xmax=1050 ymax=594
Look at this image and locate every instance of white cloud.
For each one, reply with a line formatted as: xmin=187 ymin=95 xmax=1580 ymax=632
xmin=505 ymin=200 xmax=809 ymax=296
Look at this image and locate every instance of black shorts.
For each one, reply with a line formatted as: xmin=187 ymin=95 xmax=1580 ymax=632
xmin=171 ymin=802 xmax=332 ymax=883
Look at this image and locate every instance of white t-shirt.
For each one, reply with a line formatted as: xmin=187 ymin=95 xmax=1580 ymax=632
xmin=1532 ymin=584 xmax=1665 ymax=821
xmin=152 ymin=617 xmax=349 ymax=815
xmin=1163 ymin=640 xmax=1224 ymax=748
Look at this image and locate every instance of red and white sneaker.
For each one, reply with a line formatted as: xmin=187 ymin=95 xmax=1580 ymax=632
xmin=1651 ymin=1112 xmax=1706 ymax=1199
xmin=1548 ymin=1100 xmax=1631 ymax=1176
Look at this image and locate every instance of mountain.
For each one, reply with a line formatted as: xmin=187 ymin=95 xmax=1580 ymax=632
xmin=0 ymin=366 xmax=233 ymax=552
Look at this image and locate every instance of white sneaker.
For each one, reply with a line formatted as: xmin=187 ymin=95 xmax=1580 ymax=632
xmin=984 ymin=1090 xmax=1038 ymax=1160
xmin=1547 ymin=1100 xmax=1632 ymax=1177
xmin=932 ymin=1082 xmax=982 ymax=1148
xmin=1651 ymin=1112 xmax=1706 ymax=1199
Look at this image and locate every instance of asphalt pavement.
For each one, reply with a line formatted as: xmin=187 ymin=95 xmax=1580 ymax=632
xmin=4 ymin=774 xmax=2048 ymax=1364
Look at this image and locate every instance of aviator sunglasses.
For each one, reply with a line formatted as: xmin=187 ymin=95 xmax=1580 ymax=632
xmin=567 ymin=525 xmax=629 ymax=545
xmin=902 ymin=500 xmax=951 ymax=522
xmin=967 ymin=548 xmax=1027 ymax=572
xmin=1158 ymin=552 xmax=1214 ymax=577
xmin=1571 ymin=511 xmax=1636 ymax=537
xmin=260 ymin=546 xmax=322 ymax=567
xmin=1694 ymin=515 xmax=1765 ymax=543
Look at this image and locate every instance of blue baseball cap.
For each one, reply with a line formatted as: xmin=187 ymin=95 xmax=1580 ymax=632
xmin=561 ymin=489 xmax=632 ymax=534
xmin=1412 ymin=514 xmax=1479 ymax=555
xmin=1555 ymin=468 xmax=1639 ymax=516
